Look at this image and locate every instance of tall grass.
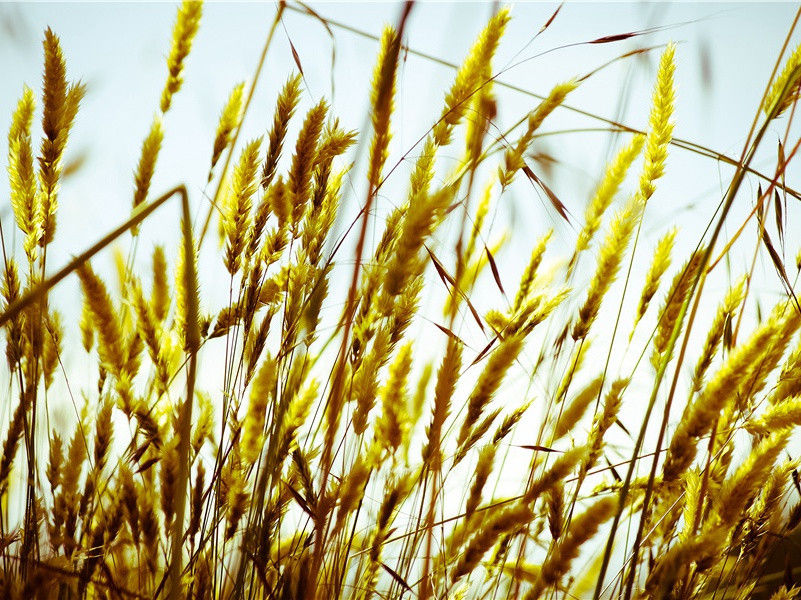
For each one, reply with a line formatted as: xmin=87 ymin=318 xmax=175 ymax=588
xmin=2 ymin=2 xmax=801 ymax=599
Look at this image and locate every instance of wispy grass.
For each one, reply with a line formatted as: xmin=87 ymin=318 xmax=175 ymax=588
xmin=2 ymin=2 xmax=801 ymax=600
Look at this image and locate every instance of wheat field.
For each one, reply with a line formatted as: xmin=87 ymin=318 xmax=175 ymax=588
xmin=2 ymin=2 xmax=801 ymax=599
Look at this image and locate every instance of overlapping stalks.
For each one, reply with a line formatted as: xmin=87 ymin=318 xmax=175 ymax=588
xmin=2 ymin=2 xmax=801 ymax=599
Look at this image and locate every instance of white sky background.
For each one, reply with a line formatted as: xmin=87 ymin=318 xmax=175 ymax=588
xmin=2 ymin=1 xmax=801 ymax=545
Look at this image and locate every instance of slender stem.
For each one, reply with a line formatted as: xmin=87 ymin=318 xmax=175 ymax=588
xmin=168 ymin=190 xmax=200 ymax=600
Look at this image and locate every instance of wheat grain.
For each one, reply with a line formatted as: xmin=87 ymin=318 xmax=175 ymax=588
xmin=524 ymin=496 xmax=616 ymax=600
xmin=499 ymin=80 xmax=577 ymax=189
xmin=209 ymin=82 xmax=244 ymax=182
xmin=572 ymin=194 xmax=642 ymax=340
xmin=132 ymin=116 xmax=164 ymax=231
xmin=262 ymin=74 xmax=303 ymax=190
xmin=633 ymin=228 xmax=676 ymax=331
xmin=433 ymin=8 xmax=510 ymax=147
xmin=764 ymin=40 xmax=801 ymax=118
xmin=571 ymin=134 xmax=644 ymax=270
xmin=456 ymin=333 xmax=523 ymax=452
xmin=651 ymin=249 xmax=704 ymax=369
xmin=224 ymin=137 xmax=261 ymax=275
xmin=160 ymin=0 xmax=202 ymax=113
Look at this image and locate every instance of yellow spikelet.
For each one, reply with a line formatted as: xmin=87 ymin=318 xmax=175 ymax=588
xmin=572 ymin=194 xmax=642 ymax=340
xmin=456 ymin=333 xmax=524 ymax=451
xmin=262 ymin=74 xmax=303 ymax=189
xmin=499 ymin=80 xmax=578 ymax=189
xmin=383 ymin=179 xmax=454 ymax=297
xmin=79 ymin=297 xmax=93 ymax=353
xmin=151 ymin=245 xmax=170 ymax=323
xmin=132 ymin=116 xmax=164 ymax=225
xmin=8 ymin=86 xmax=38 ymax=252
xmin=633 ymin=227 xmax=676 ymax=331
xmin=433 ymin=8 xmax=510 ymax=147
xmin=691 ymin=276 xmax=744 ymax=393
xmin=209 ymin=82 xmax=244 ymax=182
xmin=679 ymin=469 xmax=702 ymax=542
xmin=769 ymin=587 xmax=801 ymax=600
xmin=744 ymin=299 xmax=801 ymax=400
xmin=192 ymin=391 xmax=214 ymax=455
xmin=0 ymin=402 xmax=25 ymax=495
xmin=174 ymin=218 xmax=200 ymax=351
xmin=525 ymin=446 xmax=586 ymax=502
xmin=492 ymin=400 xmax=531 ymax=444
xmin=663 ymin=304 xmax=788 ymax=483
xmin=644 ymin=530 xmax=723 ymax=598
xmin=422 ymin=338 xmax=462 ymax=470
xmin=242 ymin=354 xmax=276 ymax=465
xmin=463 ymin=67 xmax=497 ymax=169
xmin=336 ymin=444 xmax=381 ymax=527
xmin=465 ymin=444 xmax=497 ymax=518
xmin=160 ymin=0 xmax=202 ymax=113
xmin=224 ymin=137 xmax=262 ymax=275
xmin=639 ymin=42 xmax=675 ymax=202
xmin=225 ymin=473 xmax=248 ymax=541
xmin=650 ymin=249 xmax=704 ymax=369
xmin=2 ymin=261 xmax=25 ymax=370
xmin=277 ymin=379 xmax=317 ymax=464
xmin=288 ymin=100 xmax=328 ymax=229
xmin=772 ymin=336 xmax=801 ymax=405
xmin=746 ymin=397 xmax=801 ymax=436
xmin=571 ymin=134 xmax=644 ymax=269
xmin=129 ymin=277 xmax=169 ymax=395
xmin=553 ymin=342 xmax=590 ymax=405
xmin=367 ymin=25 xmax=402 ymax=193
xmin=712 ymin=430 xmax=789 ymax=528
xmin=451 ymin=503 xmax=534 ymax=584
xmin=362 ymin=473 xmax=414 ymax=596
xmin=77 ymin=262 xmax=126 ymax=378
xmin=582 ymin=379 xmax=626 ymax=475
xmin=764 ymin=40 xmax=801 ymax=118
xmin=546 ymin=482 xmax=565 ymax=539
xmin=38 ymin=28 xmax=85 ymax=247
xmin=41 ymin=28 xmax=67 ymax=156
xmin=42 ymin=310 xmax=62 ymax=390
xmin=551 ymin=375 xmax=604 ymax=441
xmin=514 ymin=229 xmax=553 ymax=312
xmin=464 ymin=178 xmax=493 ymax=265
xmin=524 ymin=497 xmax=616 ymax=600
xmin=313 ymin=121 xmax=357 ymax=172
xmin=378 ymin=343 xmax=412 ymax=454
xmin=93 ymin=398 xmax=113 ymax=470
